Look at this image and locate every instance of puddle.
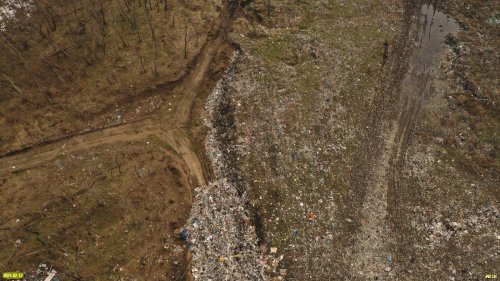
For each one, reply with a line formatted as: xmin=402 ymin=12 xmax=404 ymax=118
xmin=413 ymin=3 xmax=459 ymax=75
xmin=400 ymin=4 xmax=459 ymax=104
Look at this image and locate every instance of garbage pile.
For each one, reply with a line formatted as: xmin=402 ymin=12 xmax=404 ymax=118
xmin=427 ymin=205 xmax=499 ymax=245
xmin=0 ymin=0 xmax=33 ymax=30
xmin=186 ymin=181 xmax=266 ymax=280
xmin=185 ymin=51 xmax=268 ymax=280
xmin=17 ymin=263 xmax=60 ymax=281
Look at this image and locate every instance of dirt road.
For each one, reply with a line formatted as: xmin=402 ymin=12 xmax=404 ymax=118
xmin=0 ymin=2 xmax=240 ymax=279
xmin=350 ymin=1 xmax=460 ymax=278
xmin=0 ymin=3 xmax=238 ymax=189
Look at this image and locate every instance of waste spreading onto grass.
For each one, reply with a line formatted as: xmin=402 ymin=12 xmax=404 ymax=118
xmin=185 ymin=52 xmax=268 ymax=280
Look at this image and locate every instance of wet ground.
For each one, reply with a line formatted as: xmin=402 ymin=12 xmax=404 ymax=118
xmin=349 ymin=2 xmax=461 ymax=279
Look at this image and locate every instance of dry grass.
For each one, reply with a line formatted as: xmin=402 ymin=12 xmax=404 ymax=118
xmin=0 ymin=140 xmax=192 ymax=280
xmin=0 ymin=0 xmax=221 ymax=152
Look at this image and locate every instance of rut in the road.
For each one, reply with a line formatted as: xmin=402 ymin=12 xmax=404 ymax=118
xmin=350 ymin=1 xmax=459 ymax=278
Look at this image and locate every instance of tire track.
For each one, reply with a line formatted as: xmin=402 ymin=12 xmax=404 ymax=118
xmin=348 ymin=1 xmax=419 ymax=278
xmin=350 ymin=1 xmax=458 ymax=279
xmin=388 ymin=2 xmax=459 ymax=269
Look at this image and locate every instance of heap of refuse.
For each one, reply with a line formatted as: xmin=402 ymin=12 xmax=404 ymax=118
xmin=185 ymin=51 xmax=268 ymax=280
xmin=187 ymin=180 xmax=266 ymax=280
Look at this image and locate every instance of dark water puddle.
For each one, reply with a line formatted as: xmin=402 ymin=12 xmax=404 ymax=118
xmin=413 ymin=4 xmax=459 ymax=74
xmin=400 ymin=4 xmax=459 ymax=106
xmin=391 ymin=4 xmax=459 ymax=171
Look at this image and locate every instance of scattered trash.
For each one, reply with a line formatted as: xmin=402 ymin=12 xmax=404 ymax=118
xmin=186 ymin=53 xmax=267 ymax=280
xmin=191 ymin=218 xmax=200 ymax=228
xmin=487 ymin=15 xmax=499 ymax=25
xmin=309 ymin=212 xmax=316 ymax=221
xmin=113 ymin=264 xmax=120 ymax=272
xmin=427 ymin=206 xmax=498 ymax=245
xmin=179 ymin=229 xmax=189 ymax=241
xmin=44 ymin=269 xmax=57 ymax=281
xmin=15 ymin=239 xmax=22 ymax=247
xmin=270 ymin=247 xmax=278 ymax=254
xmin=15 ymin=263 xmax=63 ymax=281
xmin=386 ymin=255 xmax=393 ymax=264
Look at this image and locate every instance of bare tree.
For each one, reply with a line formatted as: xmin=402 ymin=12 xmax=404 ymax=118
xmin=38 ymin=1 xmax=58 ymax=31
xmin=163 ymin=0 xmax=168 ymax=13
xmin=1 ymin=72 xmax=24 ymax=96
xmin=111 ymin=13 xmax=128 ymax=47
xmin=183 ymin=22 xmax=190 ymax=59
xmin=99 ymin=0 xmax=107 ymax=27
xmin=144 ymin=4 xmax=158 ymax=76
xmin=137 ymin=49 xmax=146 ymax=73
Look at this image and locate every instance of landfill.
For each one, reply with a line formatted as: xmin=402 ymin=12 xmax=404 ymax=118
xmin=185 ymin=52 xmax=268 ymax=280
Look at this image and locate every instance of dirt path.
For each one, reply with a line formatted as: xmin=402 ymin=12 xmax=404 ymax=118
xmin=0 ymin=2 xmax=238 ymax=189
xmin=0 ymin=120 xmax=154 ymax=172
xmin=167 ymin=36 xmax=224 ymax=127
xmin=0 ymin=2 xmax=240 ymax=276
xmin=350 ymin=1 xmax=459 ymax=278
xmin=0 ymin=2 xmax=237 ymax=275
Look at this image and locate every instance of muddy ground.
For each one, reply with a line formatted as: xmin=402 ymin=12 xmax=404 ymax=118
xmin=0 ymin=0 xmax=498 ymax=280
